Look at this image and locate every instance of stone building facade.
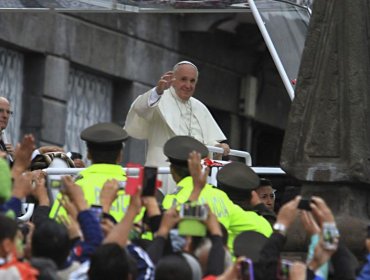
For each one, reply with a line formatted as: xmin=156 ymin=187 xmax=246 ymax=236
xmin=0 ymin=11 xmax=291 ymax=166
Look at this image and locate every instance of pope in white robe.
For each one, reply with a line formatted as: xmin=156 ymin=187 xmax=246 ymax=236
xmin=124 ymin=61 xmax=229 ymax=193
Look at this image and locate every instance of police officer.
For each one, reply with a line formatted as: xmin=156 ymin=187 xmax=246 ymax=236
xmin=161 ymin=136 xmax=272 ymax=252
xmin=216 ymin=162 xmax=276 ymax=225
xmin=50 ymin=122 xmax=130 ymax=222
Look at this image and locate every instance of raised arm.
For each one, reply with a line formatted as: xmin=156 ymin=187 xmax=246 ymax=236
xmin=131 ymin=70 xmax=174 ymax=118
xmin=188 ymin=150 xmax=209 ymax=202
xmin=103 ymin=187 xmax=142 ymax=247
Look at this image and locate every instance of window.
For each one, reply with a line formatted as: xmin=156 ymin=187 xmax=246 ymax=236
xmin=65 ymin=67 xmax=113 ymax=158
xmin=0 ymin=46 xmax=24 ymax=144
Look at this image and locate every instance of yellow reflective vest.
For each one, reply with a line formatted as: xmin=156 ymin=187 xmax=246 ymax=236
xmin=162 ymin=176 xmax=272 ymax=251
xmin=50 ymin=164 xmax=141 ymax=222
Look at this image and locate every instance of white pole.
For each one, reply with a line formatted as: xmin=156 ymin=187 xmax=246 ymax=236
xmin=248 ymin=0 xmax=295 ymax=100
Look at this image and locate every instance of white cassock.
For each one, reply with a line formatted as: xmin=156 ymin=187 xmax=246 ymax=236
xmin=125 ymin=87 xmax=227 ymax=194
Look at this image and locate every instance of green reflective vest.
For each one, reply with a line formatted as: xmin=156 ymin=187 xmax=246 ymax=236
xmin=162 ymin=176 xmax=272 ymax=251
xmin=50 ymin=164 xmax=142 ymax=222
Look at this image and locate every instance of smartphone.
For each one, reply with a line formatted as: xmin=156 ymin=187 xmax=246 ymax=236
xmin=179 ymin=202 xmax=208 ymax=220
xmin=277 ymin=259 xmax=292 ymax=280
xmin=141 ymin=166 xmax=158 ymax=196
xmin=298 ymin=197 xmax=312 ymax=211
xmin=322 ymin=222 xmax=339 ymax=250
xmin=240 ymin=258 xmax=254 ymax=280
xmin=90 ymin=205 xmax=103 ymax=222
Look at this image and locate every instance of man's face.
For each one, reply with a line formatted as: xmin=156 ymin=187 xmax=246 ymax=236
xmin=172 ymin=64 xmax=198 ymax=101
xmin=256 ymin=186 xmax=276 ymax=212
xmin=0 ymin=98 xmax=11 ymax=130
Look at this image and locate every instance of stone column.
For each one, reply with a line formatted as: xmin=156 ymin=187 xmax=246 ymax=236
xmin=21 ymin=53 xmax=45 ymax=142
xmin=41 ymin=55 xmax=69 ymax=147
xmin=117 ymin=81 xmax=149 ymax=166
xmin=280 ymin=0 xmax=370 ymax=255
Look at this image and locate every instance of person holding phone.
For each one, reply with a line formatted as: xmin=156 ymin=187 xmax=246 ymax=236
xmin=162 ymin=136 xmax=272 ymax=254
xmin=249 ymin=195 xmax=340 ymax=280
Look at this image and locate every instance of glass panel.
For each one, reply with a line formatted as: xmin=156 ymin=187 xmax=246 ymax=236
xmin=116 ymin=0 xmax=244 ymax=10
xmin=0 ymin=0 xmax=313 ymax=12
xmin=0 ymin=46 xmax=24 ymax=144
xmin=0 ymin=0 xmax=110 ymax=10
xmin=0 ymin=0 xmax=249 ymax=11
xmin=249 ymin=0 xmax=312 ymax=99
xmin=65 ymin=68 xmax=113 ymax=158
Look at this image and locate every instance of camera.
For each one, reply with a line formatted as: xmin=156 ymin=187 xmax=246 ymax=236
xmin=178 ymin=202 xmax=208 ymax=237
xmin=240 ymin=258 xmax=254 ymax=280
xmin=179 ymin=202 xmax=208 ymax=220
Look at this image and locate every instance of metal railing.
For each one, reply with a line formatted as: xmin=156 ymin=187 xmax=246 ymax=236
xmin=206 ymin=145 xmax=252 ymax=166
xmin=43 ymin=166 xmax=285 ymax=176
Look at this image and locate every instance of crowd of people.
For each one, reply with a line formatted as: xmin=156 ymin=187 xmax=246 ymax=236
xmin=0 ymin=61 xmax=370 ymax=280
xmin=0 ymin=127 xmax=370 ymax=280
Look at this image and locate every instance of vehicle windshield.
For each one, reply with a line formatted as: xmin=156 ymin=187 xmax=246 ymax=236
xmin=249 ymin=0 xmax=312 ymax=99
